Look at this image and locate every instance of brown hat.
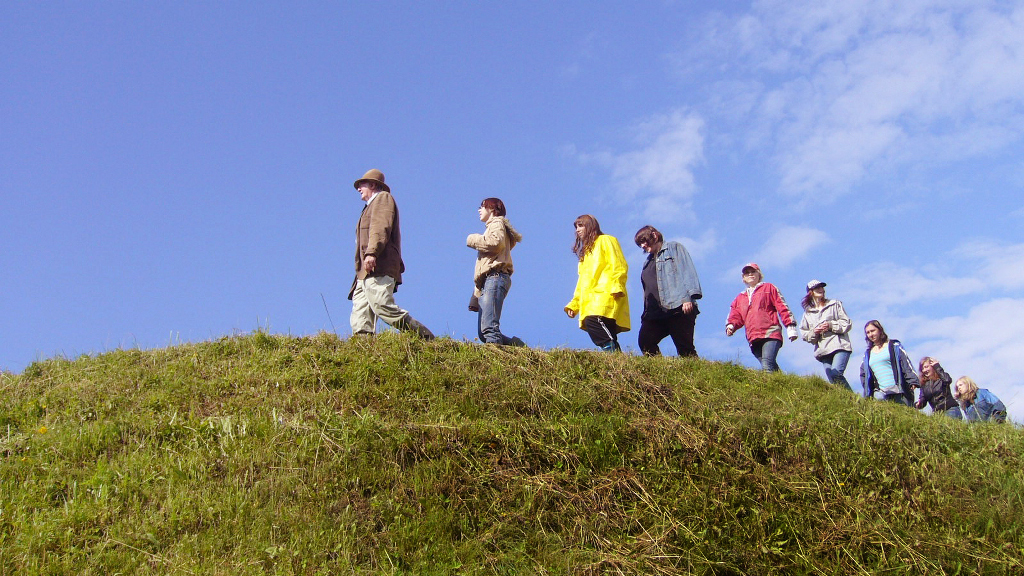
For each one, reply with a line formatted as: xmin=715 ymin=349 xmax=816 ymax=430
xmin=353 ymin=169 xmax=390 ymax=193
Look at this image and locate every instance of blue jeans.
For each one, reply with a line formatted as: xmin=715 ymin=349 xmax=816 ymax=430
xmin=750 ymin=338 xmax=782 ymax=372
xmin=819 ymin=350 xmax=852 ymax=391
xmin=942 ymin=406 xmax=963 ymax=420
xmin=478 ymin=272 xmax=512 ymax=344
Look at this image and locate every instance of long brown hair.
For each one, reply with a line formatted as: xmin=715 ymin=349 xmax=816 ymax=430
xmin=918 ymin=356 xmax=940 ymax=381
xmin=572 ymin=214 xmax=603 ymax=261
xmin=863 ymin=319 xmax=889 ymax=347
xmin=801 ymin=290 xmax=824 ymax=311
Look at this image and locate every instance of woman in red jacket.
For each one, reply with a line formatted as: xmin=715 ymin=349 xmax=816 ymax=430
xmin=725 ymin=263 xmax=798 ymax=371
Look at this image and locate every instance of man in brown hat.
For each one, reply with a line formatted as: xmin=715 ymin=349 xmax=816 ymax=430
xmin=347 ymin=169 xmax=434 ymax=339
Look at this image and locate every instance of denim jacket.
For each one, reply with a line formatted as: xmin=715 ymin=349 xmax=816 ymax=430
xmin=651 ymin=241 xmax=702 ymax=310
xmin=964 ymin=389 xmax=1007 ymax=422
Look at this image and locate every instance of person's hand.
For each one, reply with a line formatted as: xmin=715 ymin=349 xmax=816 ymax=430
xmin=725 ymin=325 xmax=735 ymax=337
xmin=814 ymin=321 xmax=829 ymax=335
xmin=363 ymin=254 xmax=377 ymax=273
xmin=565 ymin=307 xmax=577 ymax=319
xmin=682 ymin=302 xmax=694 ymax=314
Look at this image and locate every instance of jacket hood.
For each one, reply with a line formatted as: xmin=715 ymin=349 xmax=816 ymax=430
xmin=495 ymin=217 xmax=522 ymax=248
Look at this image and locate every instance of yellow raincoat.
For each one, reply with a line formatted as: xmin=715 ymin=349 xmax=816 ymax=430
xmin=565 ymin=235 xmax=631 ymax=331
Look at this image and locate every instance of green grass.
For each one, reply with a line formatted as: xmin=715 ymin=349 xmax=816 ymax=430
xmin=2 ymin=331 xmax=1022 ymax=574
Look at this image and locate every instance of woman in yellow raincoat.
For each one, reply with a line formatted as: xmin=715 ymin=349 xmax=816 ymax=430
xmin=564 ymin=214 xmax=630 ymax=351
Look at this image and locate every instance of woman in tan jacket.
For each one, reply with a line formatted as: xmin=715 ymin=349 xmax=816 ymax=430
xmin=467 ymin=198 xmax=524 ymax=346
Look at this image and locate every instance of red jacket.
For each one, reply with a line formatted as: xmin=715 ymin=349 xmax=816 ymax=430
xmin=726 ymin=283 xmax=796 ymax=343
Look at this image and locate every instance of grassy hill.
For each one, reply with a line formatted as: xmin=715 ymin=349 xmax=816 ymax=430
xmin=2 ymin=332 xmax=1023 ymax=575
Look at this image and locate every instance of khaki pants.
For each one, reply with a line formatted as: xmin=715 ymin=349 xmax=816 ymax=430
xmin=350 ymin=275 xmax=410 ymax=335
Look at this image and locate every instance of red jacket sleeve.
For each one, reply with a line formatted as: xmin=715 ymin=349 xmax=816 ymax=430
xmin=726 ymin=293 xmax=745 ymax=327
xmin=769 ymin=284 xmax=796 ymax=326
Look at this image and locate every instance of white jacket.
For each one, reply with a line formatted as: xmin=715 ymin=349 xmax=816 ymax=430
xmin=799 ymin=299 xmax=853 ymax=359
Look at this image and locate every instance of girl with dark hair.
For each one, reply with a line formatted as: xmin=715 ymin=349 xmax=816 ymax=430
xmin=633 ymin=225 xmax=702 ymax=357
xmin=467 ymin=197 xmax=524 ymax=346
xmin=564 ymin=215 xmax=630 ymax=351
xmin=798 ymin=280 xmax=853 ymax=390
xmin=915 ymin=357 xmax=962 ymax=419
xmin=859 ymin=320 xmax=918 ymax=405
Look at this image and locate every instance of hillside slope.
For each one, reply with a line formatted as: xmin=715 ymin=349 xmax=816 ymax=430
xmin=2 ymin=332 xmax=1022 ymax=575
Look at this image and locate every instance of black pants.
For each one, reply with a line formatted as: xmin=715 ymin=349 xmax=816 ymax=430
xmin=638 ymin=307 xmax=697 ymax=357
xmin=583 ymin=316 xmax=621 ymax=351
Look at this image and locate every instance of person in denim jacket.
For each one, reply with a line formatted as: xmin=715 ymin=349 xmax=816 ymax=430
xmin=955 ymin=376 xmax=1007 ymax=423
xmin=633 ymin=225 xmax=702 ymax=357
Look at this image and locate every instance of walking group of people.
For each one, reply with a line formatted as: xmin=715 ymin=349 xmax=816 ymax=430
xmin=346 ymin=168 xmax=1008 ymax=423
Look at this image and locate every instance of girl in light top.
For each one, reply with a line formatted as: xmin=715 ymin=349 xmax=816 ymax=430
xmin=954 ymin=376 xmax=1007 ymax=423
xmin=859 ymin=320 xmax=917 ymax=405
xmin=564 ymin=215 xmax=630 ymax=351
xmin=466 ymin=197 xmax=524 ymax=346
xmin=915 ymin=357 xmax=961 ymax=419
xmin=799 ymin=279 xmax=853 ymax=390
xmin=725 ymin=263 xmax=798 ymax=371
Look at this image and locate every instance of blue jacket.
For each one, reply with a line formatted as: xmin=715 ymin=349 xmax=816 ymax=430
xmin=860 ymin=339 xmax=918 ymax=403
xmin=964 ymin=389 xmax=1007 ymax=422
xmin=649 ymin=241 xmax=702 ymax=310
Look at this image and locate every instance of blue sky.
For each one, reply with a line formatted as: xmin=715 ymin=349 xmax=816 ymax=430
xmin=3 ymin=1 xmax=1023 ymax=420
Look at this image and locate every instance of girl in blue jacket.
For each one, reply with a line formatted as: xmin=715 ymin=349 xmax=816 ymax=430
xmin=859 ymin=320 xmax=917 ymax=405
xmin=954 ymin=376 xmax=1007 ymax=423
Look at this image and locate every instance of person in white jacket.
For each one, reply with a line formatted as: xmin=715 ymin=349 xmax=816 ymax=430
xmin=799 ymin=280 xmax=853 ymax=390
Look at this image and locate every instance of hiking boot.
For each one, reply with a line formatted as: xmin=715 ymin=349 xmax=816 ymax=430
xmin=507 ymin=336 xmax=526 ymax=347
xmin=397 ymin=315 xmax=435 ymax=340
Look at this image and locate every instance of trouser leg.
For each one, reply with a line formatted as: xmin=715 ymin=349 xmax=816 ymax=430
xmin=666 ymin=306 xmax=698 ymax=357
xmin=638 ymin=317 xmax=667 ymax=356
xmin=583 ymin=315 xmax=620 ymax=351
xmin=820 ymin=350 xmax=852 ymax=390
xmin=477 ymin=273 xmax=511 ymax=344
xmin=751 ymin=338 xmax=781 ymax=371
xmin=358 ymin=275 xmax=435 ymax=339
xmin=350 ymin=279 xmax=378 ymax=335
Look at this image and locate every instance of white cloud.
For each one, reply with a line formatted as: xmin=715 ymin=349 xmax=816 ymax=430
xmin=839 ymin=239 xmax=1024 ymax=311
xmin=952 ymin=240 xmax=1024 ymax=290
xmin=752 ymin=226 xmax=830 ymax=271
xmin=577 ymin=109 xmax=705 ymax=222
xmin=683 ymin=0 xmax=1024 ymax=201
xmin=718 ymin=225 xmax=828 ymax=283
xmin=667 ymin=229 xmax=718 ymax=263
xmin=840 ymin=261 xmax=985 ymax=310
